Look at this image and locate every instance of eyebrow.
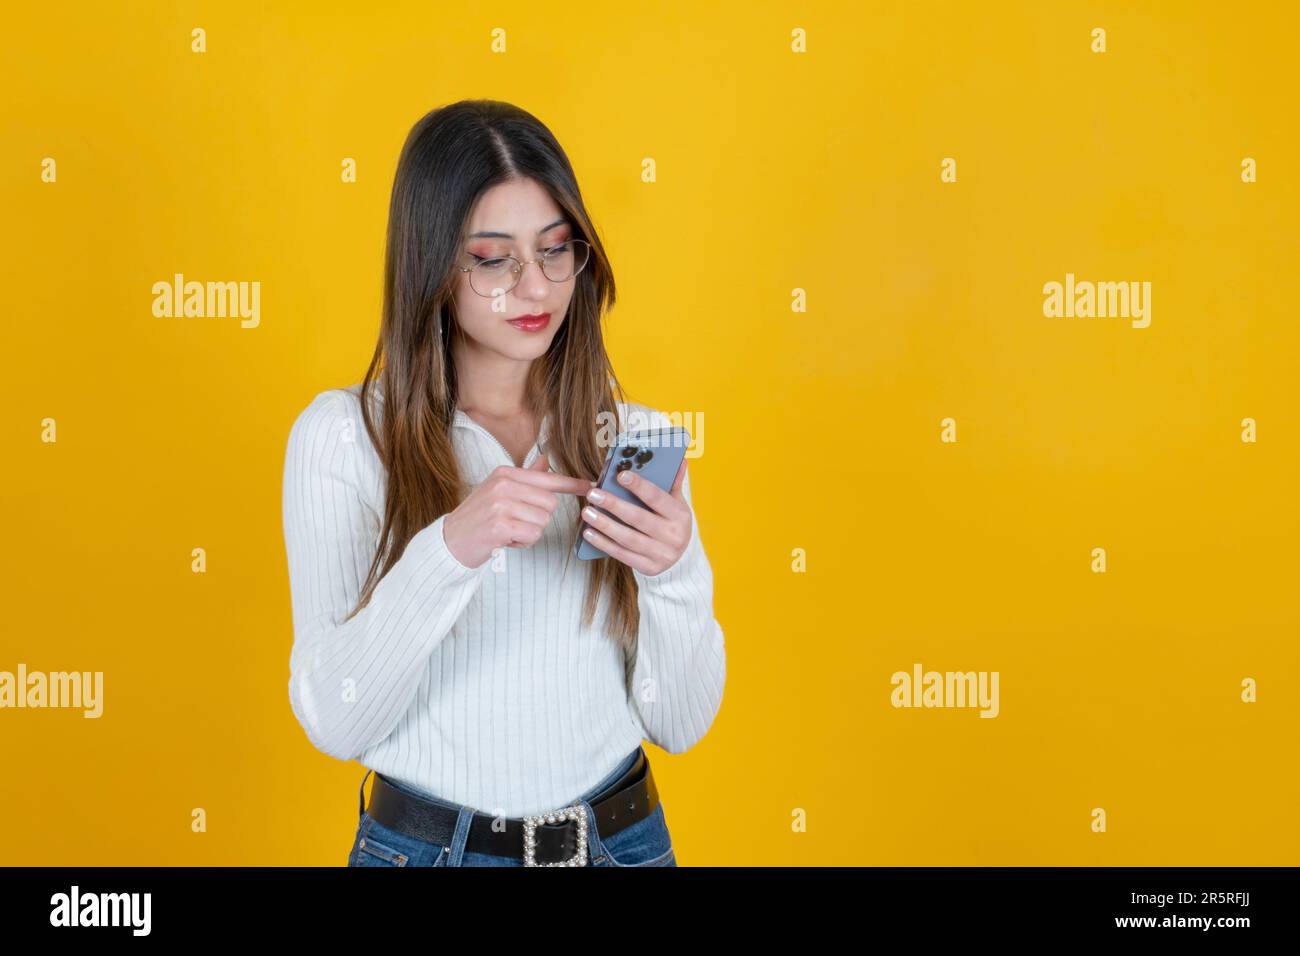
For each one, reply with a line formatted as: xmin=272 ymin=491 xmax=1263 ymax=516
xmin=467 ymin=217 xmax=569 ymax=240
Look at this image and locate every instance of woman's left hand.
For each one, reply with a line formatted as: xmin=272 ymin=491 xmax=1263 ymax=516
xmin=581 ymin=459 xmax=691 ymax=575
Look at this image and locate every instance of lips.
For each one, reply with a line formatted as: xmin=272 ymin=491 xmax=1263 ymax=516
xmin=506 ymin=312 xmax=551 ymax=332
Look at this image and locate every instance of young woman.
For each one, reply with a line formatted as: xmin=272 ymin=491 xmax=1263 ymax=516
xmin=281 ymin=100 xmax=726 ymax=867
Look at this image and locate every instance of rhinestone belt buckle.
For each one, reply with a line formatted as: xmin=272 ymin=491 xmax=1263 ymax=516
xmin=522 ymin=804 xmax=589 ymax=867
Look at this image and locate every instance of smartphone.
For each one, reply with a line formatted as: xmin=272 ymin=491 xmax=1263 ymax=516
xmin=575 ymin=426 xmax=691 ymax=560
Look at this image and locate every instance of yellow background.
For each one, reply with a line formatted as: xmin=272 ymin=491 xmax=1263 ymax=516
xmin=2 ymin=1 xmax=1296 ymax=865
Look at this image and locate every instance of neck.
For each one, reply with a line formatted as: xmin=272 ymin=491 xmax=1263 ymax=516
xmin=451 ymin=334 xmax=535 ymax=419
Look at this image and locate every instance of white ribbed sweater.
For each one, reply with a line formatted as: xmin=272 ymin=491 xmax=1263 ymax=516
xmin=281 ymin=384 xmax=726 ymax=818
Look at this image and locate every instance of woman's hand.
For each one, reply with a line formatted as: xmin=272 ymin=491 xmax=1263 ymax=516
xmin=580 ymin=459 xmax=692 ymax=576
xmin=443 ymin=453 xmax=596 ymax=569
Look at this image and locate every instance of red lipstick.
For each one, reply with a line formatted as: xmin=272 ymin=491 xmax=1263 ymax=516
xmin=506 ymin=312 xmax=550 ymax=332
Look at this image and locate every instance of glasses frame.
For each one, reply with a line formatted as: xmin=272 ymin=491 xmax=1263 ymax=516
xmin=457 ymin=238 xmax=592 ymax=298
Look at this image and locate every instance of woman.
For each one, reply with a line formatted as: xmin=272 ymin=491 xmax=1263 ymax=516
xmin=280 ymin=100 xmax=726 ymax=867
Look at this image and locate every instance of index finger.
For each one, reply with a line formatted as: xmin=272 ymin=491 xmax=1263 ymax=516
xmin=506 ymin=466 xmax=596 ymax=495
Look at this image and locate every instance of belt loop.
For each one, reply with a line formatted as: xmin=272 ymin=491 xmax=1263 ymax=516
xmin=357 ymin=768 xmax=373 ymax=821
xmin=444 ymin=805 xmax=476 ymax=868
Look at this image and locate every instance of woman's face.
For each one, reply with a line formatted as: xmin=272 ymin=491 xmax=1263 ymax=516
xmin=451 ymin=177 xmax=577 ymax=362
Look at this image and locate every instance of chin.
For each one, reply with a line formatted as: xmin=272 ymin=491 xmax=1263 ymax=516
xmin=495 ymin=332 xmax=555 ymax=360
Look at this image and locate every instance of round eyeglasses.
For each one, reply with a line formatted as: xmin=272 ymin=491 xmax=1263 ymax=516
xmin=458 ymin=239 xmax=592 ymax=298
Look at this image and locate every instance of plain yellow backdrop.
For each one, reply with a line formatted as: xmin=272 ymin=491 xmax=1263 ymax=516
xmin=2 ymin=1 xmax=1296 ymax=865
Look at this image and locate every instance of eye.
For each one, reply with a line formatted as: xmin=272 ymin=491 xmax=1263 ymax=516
xmin=467 ymin=254 xmax=513 ymax=271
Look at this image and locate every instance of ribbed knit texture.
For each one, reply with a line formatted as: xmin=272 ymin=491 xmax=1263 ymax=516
xmin=281 ymin=384 xmax=726 ymax=818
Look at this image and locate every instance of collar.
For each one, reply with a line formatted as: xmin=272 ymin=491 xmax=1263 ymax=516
xmin=352 ymin=385 xmax=554 ymax=449
xmin=453 ymin=408 xmax=553 ymax=451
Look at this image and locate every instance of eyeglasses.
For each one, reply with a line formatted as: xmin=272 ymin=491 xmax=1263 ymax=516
xmin=458 ymin=239 xmax=591 ymax=298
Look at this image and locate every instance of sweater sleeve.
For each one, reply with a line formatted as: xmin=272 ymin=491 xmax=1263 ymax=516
xmin=281 ymin=390 xmax=491 ymax=762
xmin=626 ymin=464 xmax=727 ymax=754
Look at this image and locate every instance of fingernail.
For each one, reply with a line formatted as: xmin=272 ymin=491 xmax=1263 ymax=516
xmin=587 ymin=488 xmax=604 ymax=503
xmin=583 ymin=507 xmax=599 ymax=521
xmin=618 ymin=471 xmax=632 ymax=484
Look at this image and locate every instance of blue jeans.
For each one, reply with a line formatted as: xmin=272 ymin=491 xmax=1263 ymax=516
xmin=347 ymin=746 xmax=677 ymax=867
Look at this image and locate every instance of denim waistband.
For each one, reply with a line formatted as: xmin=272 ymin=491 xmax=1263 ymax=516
xmin=363 ymin=744 xmax=644 ymax=819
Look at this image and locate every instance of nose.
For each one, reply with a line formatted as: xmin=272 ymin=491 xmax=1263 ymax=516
xmin=514 ymin=258 xmax=550 ymax=303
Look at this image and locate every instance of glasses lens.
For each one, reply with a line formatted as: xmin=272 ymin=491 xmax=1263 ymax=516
xmin=541 ymin=240 xmax=590 ymax=283
xmin=470 ymin=257 xmax=518 ymax=297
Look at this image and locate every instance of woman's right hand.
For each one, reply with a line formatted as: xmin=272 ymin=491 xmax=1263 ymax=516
xmin=442 ymin=453 xmax=596 ymax=569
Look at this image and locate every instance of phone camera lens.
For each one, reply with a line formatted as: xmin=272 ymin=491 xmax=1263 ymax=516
xmin=619 ymin=446 xmax=637 ymax=458
xmin=615 ymin=459 xmax=634 ymax=474
xmin=634 ymin=449 xmax=653 ymax=467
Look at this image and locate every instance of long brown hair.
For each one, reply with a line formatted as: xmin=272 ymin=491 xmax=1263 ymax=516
xmin=346 ymin=99 xmax=641 ymax=680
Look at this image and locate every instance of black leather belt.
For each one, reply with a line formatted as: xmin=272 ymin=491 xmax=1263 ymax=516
xmin=366 ymin=749 xmax=659 ymax=866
